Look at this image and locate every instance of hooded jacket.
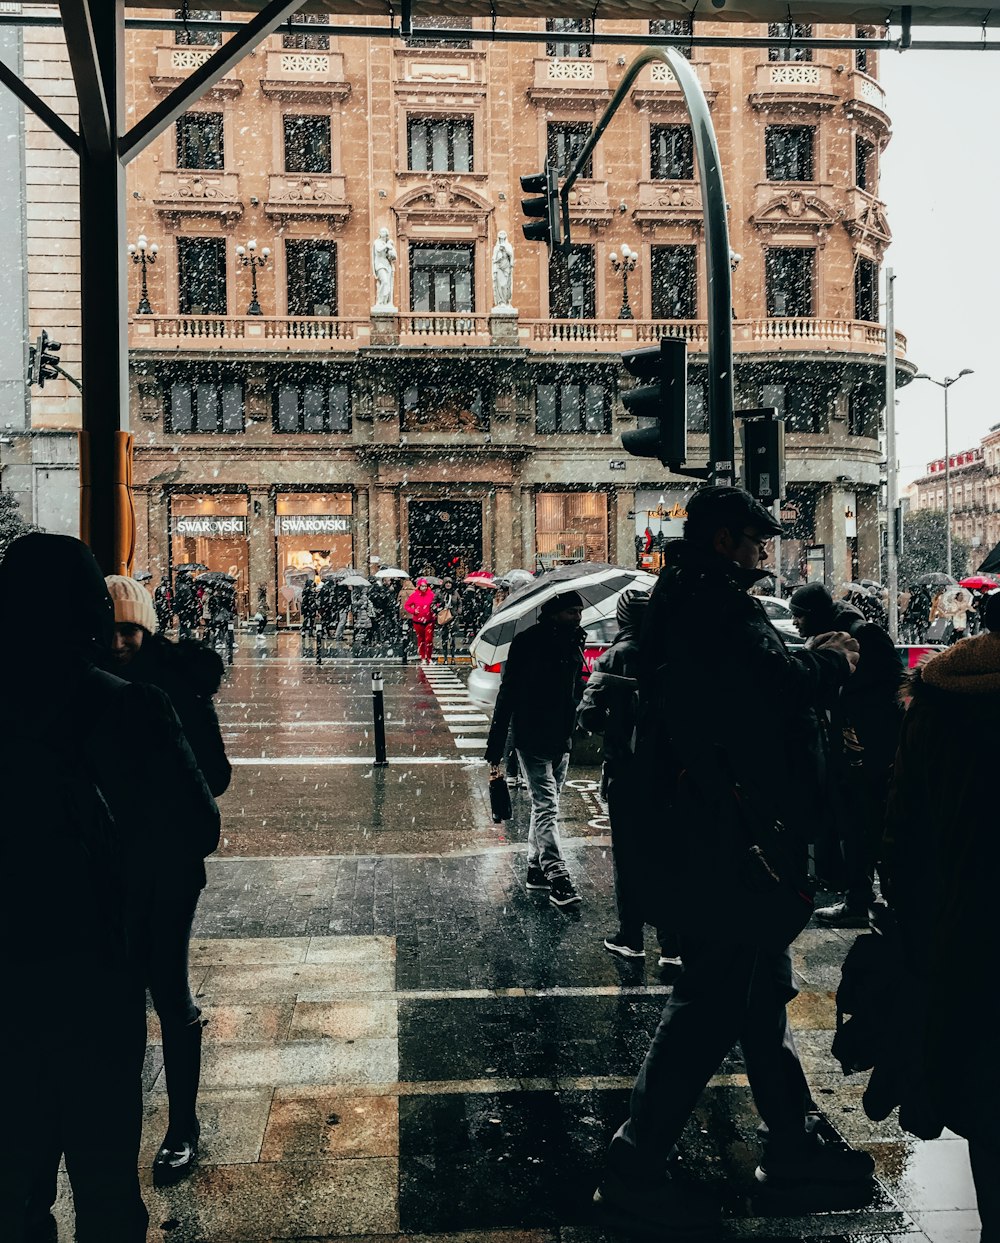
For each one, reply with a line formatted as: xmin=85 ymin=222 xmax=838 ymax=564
xmin=871 ymin=633 xmax=1000 ymax=1143
xmin=485 ymin=618 xmax=586 ymax=763
xmin=405 ymin=584 xmax=437 ymax=625
xmin=577 ymin=594 xmax=647 ymax=769
xmin=118 ymin=632 xmax=231 ymax=798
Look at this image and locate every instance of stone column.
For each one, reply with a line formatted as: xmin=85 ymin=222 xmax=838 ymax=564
xmin=520 ymin=487 xmax=535 ymax=569
xmin=856 ymin=488 xmax=881 ymax=582
xmin=149 ymin=489 xmax=171 ymax=583
xmin=493 ymin=487 xmax=515 ymax=570
xmin=354 ymin=485 xmax=371 ymax=573
xmin=248 ymin=487 xmax=276 ymax=619
xmin=813 ymin=485 xmax=848 ymax=590
xmin=613 ymin=487 xmax=636 ymax=568
xmin=374 ymin=485 xmax=400 ymax=566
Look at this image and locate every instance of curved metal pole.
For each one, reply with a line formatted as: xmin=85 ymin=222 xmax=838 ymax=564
xmin=560 ymin=47 xmax=734 ymax=485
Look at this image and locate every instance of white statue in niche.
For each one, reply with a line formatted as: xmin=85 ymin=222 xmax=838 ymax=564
xmin=371 ymin=227 xmax=398 ymax=311
xmin=491 ymin=230 xmax=515 ymax=313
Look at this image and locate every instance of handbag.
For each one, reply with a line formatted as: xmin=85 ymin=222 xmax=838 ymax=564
xmin=489 ymin=774 xmax=513 ymax=823
xmin=437 ymin=607 xmax=453 ymax=627
xmin=925 ymin=617 xmax=950 ymax=643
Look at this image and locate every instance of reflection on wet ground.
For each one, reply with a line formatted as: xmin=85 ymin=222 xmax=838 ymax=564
xmin=49 ymin=637 xmax=979 ymax=1241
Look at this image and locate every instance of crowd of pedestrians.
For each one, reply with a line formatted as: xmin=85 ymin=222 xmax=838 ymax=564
xmin=4 ymin=502 xmax=998 ymax=1241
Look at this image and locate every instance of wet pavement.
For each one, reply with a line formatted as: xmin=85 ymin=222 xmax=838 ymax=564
xmin=51 ymin=634 xmax=979 ymax=1241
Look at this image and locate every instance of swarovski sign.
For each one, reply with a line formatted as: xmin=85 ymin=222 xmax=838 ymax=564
xmin=277 ymin=515 xmax=353 ymax=536
xmin=172 ymin=515 xmax=247 ymax=537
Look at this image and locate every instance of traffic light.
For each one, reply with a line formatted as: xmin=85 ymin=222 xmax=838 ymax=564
xmin=619 ymin=337 xmax=687 ymax=467
xmin=738 ymin=407 xmax=785 ymax=504
xmin=519 ymin=163 xmax=561 ymax=252
xmin=29 ymin=330 xmax=62 ymax=388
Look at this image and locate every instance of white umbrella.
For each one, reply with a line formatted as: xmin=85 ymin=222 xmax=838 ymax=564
xmin=342 ymin=574 xmax=370 ymax=589
xmin=470 ymin=562 xmax=657 ymax=666
xmin=374 ymin=566 xmax=409 ymax=580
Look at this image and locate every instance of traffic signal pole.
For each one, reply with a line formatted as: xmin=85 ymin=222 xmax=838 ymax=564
xmin=558 ymin=47 xmax=735 ymax=486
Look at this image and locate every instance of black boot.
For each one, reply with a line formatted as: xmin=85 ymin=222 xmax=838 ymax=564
xmin=153 ymin=1017 xmax=202 ymax=1185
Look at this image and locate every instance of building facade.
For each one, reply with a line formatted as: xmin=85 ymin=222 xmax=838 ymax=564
xmin=909 ymin=433 xmax=1000 ymax=564
xmin=8 ymin=12 xmax=911 ymax=617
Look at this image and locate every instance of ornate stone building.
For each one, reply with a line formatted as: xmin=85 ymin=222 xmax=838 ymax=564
xmin=9 ymin=13 xmax=911 ymax=617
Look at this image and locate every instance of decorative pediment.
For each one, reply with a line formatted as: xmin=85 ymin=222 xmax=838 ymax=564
xmin=752 ymin=189 xmax=838 ymax=229
xmin=844 ymin=201 xmax=892 ymax=251
xmin=393 ymin=178 xmax=493 ymax=238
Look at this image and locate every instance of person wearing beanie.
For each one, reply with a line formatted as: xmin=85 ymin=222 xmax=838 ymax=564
xmin=578 ymin=590 xmax=679 ymax=965
xmin=106 ymin=573 xmax=231 ymax=1184
xmin=485 ymin=588 xmax=587 ymax=907
xmin=0 ymin=535 xmax=219 ymax=1242
xmin=875 ymin=594 xmax=1000 ymax=1240
xmin=595 ymin=487 xmax=872 ymax=1231
xmin=788 ymin=583 xmax=904 ymax=928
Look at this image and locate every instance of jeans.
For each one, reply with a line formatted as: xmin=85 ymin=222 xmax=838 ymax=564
xmin=334 ymin=608 xmax=349 ymax=642
xmin=516 ymin=750 xmax=570 ymax=878
xmin=609 ymin=940 xmax=813 ymax=1178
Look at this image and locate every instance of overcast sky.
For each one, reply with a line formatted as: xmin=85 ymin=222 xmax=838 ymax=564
xmin=879 ymin=40 xmax=1000 ymax=485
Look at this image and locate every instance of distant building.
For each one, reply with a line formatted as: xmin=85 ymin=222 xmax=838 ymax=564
xmin=908 ymin=446 xmax=989 ymax=560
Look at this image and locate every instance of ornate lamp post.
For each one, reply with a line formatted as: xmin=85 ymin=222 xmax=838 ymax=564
xmin=127 ymin=234 xmax=158 ymax=315
xmin=235 ymin=238 xmax=270 ymax=316
xmin=913 ymin=368 xmax=975 ymax=578
xmin=608 ymin=242 xmax=637 ymax=320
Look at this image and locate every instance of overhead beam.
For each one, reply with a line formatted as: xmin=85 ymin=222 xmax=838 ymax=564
xmin=58 ymin=0 xmax=113 ymax=157
xmin=119 ymin=0 xmax=305 ymax=165
xmin=0 ymin=58 xmax=79 ymax=152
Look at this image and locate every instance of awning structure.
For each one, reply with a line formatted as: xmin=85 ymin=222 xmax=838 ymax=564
xmin=1 ymin=0 xmax=996 ymax=573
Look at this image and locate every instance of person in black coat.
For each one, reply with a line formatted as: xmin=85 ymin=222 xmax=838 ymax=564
xmin=300 ymin=577 xmax=318 ymax=635
xmin=0 ymin=535 xmax=218 ymax=1243
xmin=485 ymin=589 xmax=586 ymax=908
xmin=106 ymin=575 xmax=228 ymax=1182
xmin=578 ymin=590 xmax=680 ymax=965
xmin=595 ymin=488 xmax=871 ymax=1233
xmin=789 ymin=582 xmax=904 ymax=927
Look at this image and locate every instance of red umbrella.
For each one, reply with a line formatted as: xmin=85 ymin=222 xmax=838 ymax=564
xmin=959 ymin=576 xmax=999 ymax=592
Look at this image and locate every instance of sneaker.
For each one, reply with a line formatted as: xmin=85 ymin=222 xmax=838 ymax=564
xmin=525 ymin=866 xmax=550 ymax=891
xmin=604 ymin=932 xmax=645 ymax=959
xmin=548 ymin=875 xmax=582 ymax=907
xmin=814 ymin=901 xmax=871 ymax=929
xmin=594 ymin=1169 xmax=720 ymax=1235
xmin=755 ymin=1134 xmax=875 ymax=1187
xmin=658 ymin=953 xmax=683 ymax=968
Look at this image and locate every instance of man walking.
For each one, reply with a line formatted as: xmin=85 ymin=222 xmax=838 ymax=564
xmin=789 ymin=582 xmax=904 ymax=927
xmin=485 ymin=590 xmax=586 ymax=907
xmin=595 ymin=487 xmax=873 ymax=1230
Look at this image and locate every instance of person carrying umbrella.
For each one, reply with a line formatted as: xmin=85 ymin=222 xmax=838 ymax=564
xmin=484 ymin=589 xmax=587 ymax=908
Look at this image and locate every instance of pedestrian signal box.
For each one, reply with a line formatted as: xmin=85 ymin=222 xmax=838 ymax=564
xmin=620 ymin=337 xmax=687 ymax=468
xmin=738 ymin=407 xmax=785 ymax=504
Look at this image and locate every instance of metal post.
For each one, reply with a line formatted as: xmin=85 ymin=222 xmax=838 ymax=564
xmin=315 ymin=622 xmax=323 ymax=665
xmin=372 ymin=670 xmax=388 ymax=766
xmin=885 ymin=268 xmax=899 ymax=641
xmin=943 ymin=383 xmax=952 ymax=578
xmin=772 ymin=501 xmax=782 ymax=599
xmin=558 ymin=47 xmax=733 ymax=484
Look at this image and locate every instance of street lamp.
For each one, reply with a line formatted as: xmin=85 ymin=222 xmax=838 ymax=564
xmin=127 ymin=234 xmax=158 ymax=315
xmin=608 ymin=242 xmax=637 ymax=320
xmin=913 ymin=368 xmax=975 ymax=577
xmin=235 ymin=238 xmax=270 ymax=316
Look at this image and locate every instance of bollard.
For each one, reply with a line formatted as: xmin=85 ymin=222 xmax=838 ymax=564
xmin=315 ymin=623 xmax=323 ymax=666
xmin=227 ymin=619 xmax=235 ymax=666
xmin=372 ymin=670 xmax=388 ymax=766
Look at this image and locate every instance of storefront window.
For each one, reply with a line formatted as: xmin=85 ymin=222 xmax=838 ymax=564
xmin=275 ymin=492 xmax=354 ymax=622
xmin=535 ymin=492 xmax=608 ymax=568
xmin=170 ymin=493 xmax=250 ymax=615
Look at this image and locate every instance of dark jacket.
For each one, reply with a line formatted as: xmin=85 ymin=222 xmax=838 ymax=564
xmin=119 ymin=632 xmax=231 ymax=800
xmin=873 ymin=634 xmax=1000 ymax=1143
xmin=485 ymin=619 xmax=586 ymax=763
xmin=577 ymin=600 xmax=644 ymax=771
xmin=637 ymin=541 xmax=851 ymax=938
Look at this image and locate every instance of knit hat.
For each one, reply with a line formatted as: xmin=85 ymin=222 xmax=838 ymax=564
xmin=105 ymin=574 xmax=158 ymax=634
xmin=789 ymin=582 xmax=834 ymax=618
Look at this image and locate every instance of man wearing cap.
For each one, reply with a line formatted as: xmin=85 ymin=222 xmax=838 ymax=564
xmin=485 ymin=589 xmax=586 ymax=907
xmin=789 ymin=582 xmax=904 ymax=928
xmin=596 ymin=487 xmax=872 ymax=1230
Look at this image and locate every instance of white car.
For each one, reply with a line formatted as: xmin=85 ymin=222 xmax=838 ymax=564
xmin=755 ymin=595 xmax=805 ymax=645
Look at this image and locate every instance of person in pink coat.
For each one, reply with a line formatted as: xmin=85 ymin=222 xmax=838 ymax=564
xmin=405 ymin=578 xmax=437 ymax=663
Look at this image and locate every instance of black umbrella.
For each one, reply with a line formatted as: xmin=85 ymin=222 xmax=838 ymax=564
xmin=979 ymin=542 xmax=1000 ymax=575
xmin=172 ymin=563 xmax=207 ymax=573
xmin=197 ymin=571 xmax=236 ymax=585
xmin=132 ymin=571 xmax=153 ymax=583
xmin=912 ymin=573 xmax=956 ymax=588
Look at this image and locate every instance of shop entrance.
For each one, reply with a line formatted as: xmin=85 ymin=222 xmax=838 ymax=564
xmin=407 ymin=499 xmax=483 ymax=579
xmin=170 ymin=494 xmax=250 ymax=617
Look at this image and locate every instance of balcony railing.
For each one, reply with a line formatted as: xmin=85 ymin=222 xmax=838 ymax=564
xmin=748 ymin=61 xmax=838 ymax=108
xmin=523 ymin=317 xmax=907 ymax=354
xmin=132 ymin=315 xmax=368 ymax=346
xmin=397 ymin=313 xmax=491 ymax=341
